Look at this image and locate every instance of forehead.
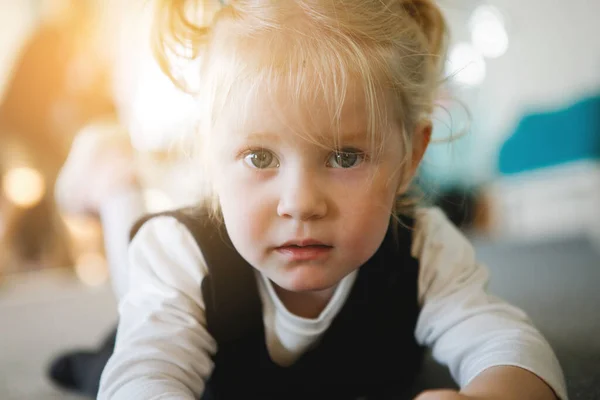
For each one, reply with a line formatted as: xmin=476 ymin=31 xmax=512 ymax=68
xmin=213 ymin=77 xmax=393 ymax=148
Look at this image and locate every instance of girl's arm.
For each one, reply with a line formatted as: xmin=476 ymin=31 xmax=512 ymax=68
xmin=412 ymin=208 xmax=567 ymax=400
xmin=98 ymin=216 xmax=216 ymax=400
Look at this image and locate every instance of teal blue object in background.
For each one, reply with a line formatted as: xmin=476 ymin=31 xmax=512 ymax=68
xmin=498 ymin=95 xmax=600 ymax=175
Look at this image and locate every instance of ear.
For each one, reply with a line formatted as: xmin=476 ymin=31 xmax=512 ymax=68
xmin=410 ymin=120 xmax=432 ymax=175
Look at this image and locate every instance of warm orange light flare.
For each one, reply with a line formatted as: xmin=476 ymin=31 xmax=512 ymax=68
xmin=2 ymin=167 xmax=46 ymax=208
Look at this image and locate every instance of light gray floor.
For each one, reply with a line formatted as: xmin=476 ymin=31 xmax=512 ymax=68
xmin=476 ymin=236 xmax=600 ymax=399
xmin=479 ymin=236 xmax=600 ymax=348
xmin=0 ymin=236 xmax=598 ymax=399
xmin=0 ymin=269 xmax=117 ymax=400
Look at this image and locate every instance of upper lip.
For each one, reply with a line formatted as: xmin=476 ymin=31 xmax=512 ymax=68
xmin=278 ymin=239 xmax=332 ymax=248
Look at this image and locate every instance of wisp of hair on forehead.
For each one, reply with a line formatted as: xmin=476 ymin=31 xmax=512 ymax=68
xmin=153 ymin=0 xmax=448 ymax=213
xmin=208 ymin=24 xmax=392 ymax=151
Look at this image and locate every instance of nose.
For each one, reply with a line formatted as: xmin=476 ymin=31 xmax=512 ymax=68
xmin=277 ymin=168 xmax=327 ymax=221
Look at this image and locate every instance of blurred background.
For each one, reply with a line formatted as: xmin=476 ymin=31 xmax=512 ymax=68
xmin=0 ymin=0 xmax=598 ymax=399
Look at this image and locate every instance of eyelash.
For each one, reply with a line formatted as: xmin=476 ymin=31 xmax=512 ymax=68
xmin=238 ymin=147 xmax=369 ymax=169
xmin=326 ymin=148 xmax=367 ymax=168
xmin=241 ymin=147 xmax=280 ymax=169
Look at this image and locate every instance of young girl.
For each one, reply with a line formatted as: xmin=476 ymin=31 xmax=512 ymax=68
xmin=99 ymin=1 xmax=567 ymax=399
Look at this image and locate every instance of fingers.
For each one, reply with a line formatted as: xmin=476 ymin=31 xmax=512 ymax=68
xmin=56 ymin=122 xmax=139 ymax=214
xmin=414 ymin=389 xmax=467 ymax=400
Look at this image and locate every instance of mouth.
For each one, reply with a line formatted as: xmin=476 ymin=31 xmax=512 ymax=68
xmin=279 ymin=239 xmax=332 ymax=248
xmin=275 ymin=240 xmax=333 ymax=261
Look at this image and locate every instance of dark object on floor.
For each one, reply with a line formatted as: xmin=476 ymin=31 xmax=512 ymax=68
xmin=47 ymin=328 xmax=116 ymax=398
xmin=433 ymin=189 xmax=479 ymax=229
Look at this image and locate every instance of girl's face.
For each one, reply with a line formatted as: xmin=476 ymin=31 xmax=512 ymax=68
xmin=214 ymin=87 xmax=410 ymax=296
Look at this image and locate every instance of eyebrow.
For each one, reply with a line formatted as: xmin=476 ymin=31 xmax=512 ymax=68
xmin=241 ymin=130 xmax=369 ymax=146
xmin=333 ymin=131 xmax=369 ymax=141
xmin=243 ymin=132 xmax=281 ymax=143
xmin=318 ymin=131 xmax=370 ymax=146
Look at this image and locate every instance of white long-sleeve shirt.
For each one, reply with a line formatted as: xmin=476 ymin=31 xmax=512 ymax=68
xmin=98 ymin=208 xmax=567 ymax=400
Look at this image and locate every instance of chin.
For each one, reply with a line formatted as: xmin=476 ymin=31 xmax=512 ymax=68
xmin=274 ymin=268 xmax=342 ymax=294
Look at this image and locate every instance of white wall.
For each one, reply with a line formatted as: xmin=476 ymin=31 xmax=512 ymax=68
xmin=430 ymin=0 xmax=600 ymax=185
xmin=479 ymin=0 xmax=600 ymax=167
xmin=486 ymin=160 xmax=600 ymax=243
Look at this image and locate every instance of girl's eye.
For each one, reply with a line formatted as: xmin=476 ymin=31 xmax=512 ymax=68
xmin=327 ymin=150 xmax=364 ymax=169
xmin=243 ymin=149 xmax=279 ymax=169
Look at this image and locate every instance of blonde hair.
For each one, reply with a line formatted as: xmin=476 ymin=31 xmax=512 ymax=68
xmin=153 ymin=0 xmax=448 ymax=216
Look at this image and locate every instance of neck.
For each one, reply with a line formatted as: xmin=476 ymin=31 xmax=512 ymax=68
xmin=273 ymin=284 xmax=337 ymax=319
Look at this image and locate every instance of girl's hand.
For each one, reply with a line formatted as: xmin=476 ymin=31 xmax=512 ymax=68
xmin=415 ymin=366 xmax=560 ymax=400
xmin=56 ymin=119 xmax=140 ymax=215
xmin=415 ymin=390 xmax=477 ymax=400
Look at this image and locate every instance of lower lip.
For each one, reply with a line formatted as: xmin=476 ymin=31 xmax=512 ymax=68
xmin=275 ymin=246 xmax=333 ymax=261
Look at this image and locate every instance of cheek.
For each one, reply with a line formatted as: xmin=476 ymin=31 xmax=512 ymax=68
xmin=336 ymin=200 xmax=391 ymax=266
xmin=220 ymin=198 xmax=267 ymax=266
xmin=351 ymin=166 xmax=399 ymax=209
xmin=217 ymin=171 xmax=272 ymax=254
xmin=333 ymin=167 xmax=398 ymax=251
xmin=215 ymin=164 xmax=254 ymax=211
